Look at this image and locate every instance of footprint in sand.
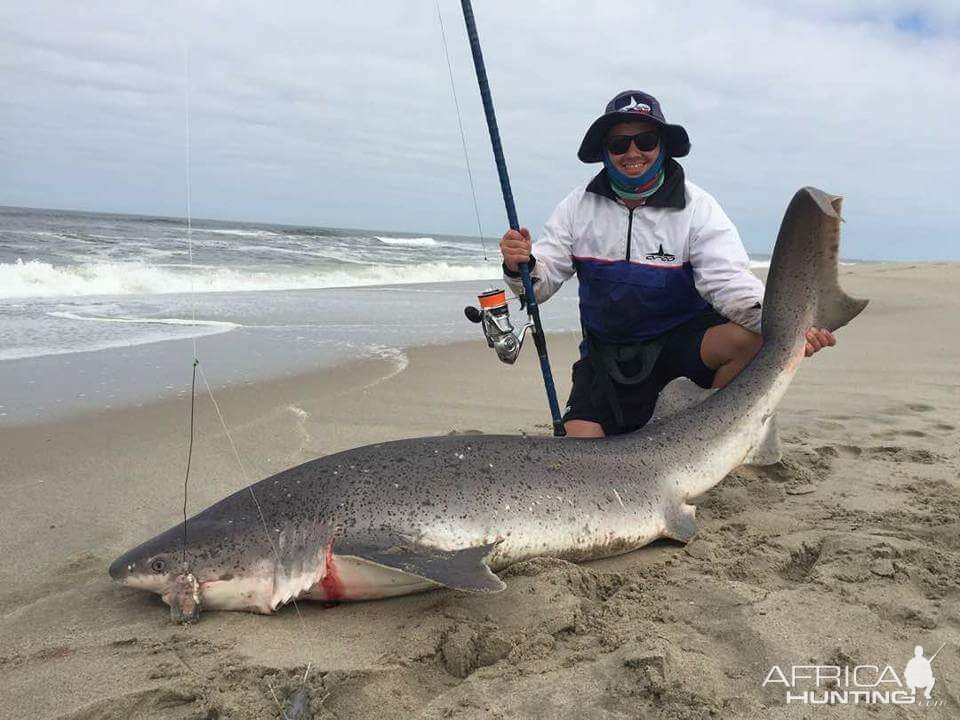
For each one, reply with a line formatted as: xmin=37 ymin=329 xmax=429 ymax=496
xmin=865 ymin=446 xmax=942 ymax=464
xmin=885 ymin=403 xmax=936 ymax=417
xmin=779 ymin=542 xmax=823 ymax=583
xmin=817 ymin=444 xmax=862 ymax=459
xmin=59 ymin=687 xmax=198 ymax=720
xmin=871 ymin=429 xmax=927 ymax=440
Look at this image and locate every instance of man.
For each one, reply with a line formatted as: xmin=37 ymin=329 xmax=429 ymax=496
xmin=500 ymin=90 xmax=834 ymax=438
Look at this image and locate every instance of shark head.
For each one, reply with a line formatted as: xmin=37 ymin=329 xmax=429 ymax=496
xmin=109 ymin=516 xmax=278 ymax=617
xmin=109 ymin=530 xmax=184 ymax=592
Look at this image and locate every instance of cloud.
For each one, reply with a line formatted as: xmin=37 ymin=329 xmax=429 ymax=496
xmin=0 ymin=0 xmax=957 ymax=260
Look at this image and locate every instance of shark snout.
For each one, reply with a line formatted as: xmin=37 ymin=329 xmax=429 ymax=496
xmin=108 ymin=554 xmax=132 ymax=583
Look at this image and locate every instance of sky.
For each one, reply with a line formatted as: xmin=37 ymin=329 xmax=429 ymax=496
xmin=0 ymin=1 xmax=957 ymax=261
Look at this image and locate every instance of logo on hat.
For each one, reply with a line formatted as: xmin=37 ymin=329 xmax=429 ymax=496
xmin=620 ymin=96 xmax=651 ymax=114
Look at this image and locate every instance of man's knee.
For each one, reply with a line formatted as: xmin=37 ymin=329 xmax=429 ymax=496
xmin=702 ymin=322 xmax=761 ymax=368
xmin=729 ymin=324 xmax=762 ymax=358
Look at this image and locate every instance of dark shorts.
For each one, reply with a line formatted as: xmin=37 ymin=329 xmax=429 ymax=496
xmin=562 ymin=310 xmax=728 ymax=436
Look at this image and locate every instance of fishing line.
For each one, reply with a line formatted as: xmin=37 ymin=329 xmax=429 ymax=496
xmin=176 ymin=28 xmax=313 ymax=692
xmin=180 ymin=37 xmax=198 ymax=566
xmin=185 ymin=46 xmax=197 ymax=351
xmin=436 ymin=0 xmax=488 ymax=261
xmin=180 ymin=359 xmax=198 ymax=566
xmin=195 ymin=363 xmax=313 ymax=687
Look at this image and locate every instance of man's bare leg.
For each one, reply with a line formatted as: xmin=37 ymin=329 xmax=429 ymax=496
xmin=564 ymin=419 xmax=606 ymax=438
xmin=565 ymin=323 xmax=760 ymax=437
xmin=701 ymin=322 xmax=763 ymax=389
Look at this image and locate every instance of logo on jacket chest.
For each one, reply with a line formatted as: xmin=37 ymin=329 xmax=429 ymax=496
xmin=643 ymin=244 xmax=676 ymax=262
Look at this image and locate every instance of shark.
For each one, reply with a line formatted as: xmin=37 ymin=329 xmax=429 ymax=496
xmin=109 ymin=187 xmax=867 ymax=621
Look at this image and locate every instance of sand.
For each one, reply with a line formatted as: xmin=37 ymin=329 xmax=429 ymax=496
xmin=1 ymin=262 xmax=958 ymax=719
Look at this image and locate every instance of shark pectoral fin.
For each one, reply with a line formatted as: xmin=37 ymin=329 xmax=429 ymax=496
xmin=357 ymin=541 xmax=506 ymax=593
xmin=743 ymin=413 xmax=783 ymax=466
xmin=664 ymin=503 xmax=698 ymax=543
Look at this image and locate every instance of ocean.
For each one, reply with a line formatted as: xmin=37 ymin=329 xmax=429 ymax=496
xmin=0 ymin=206 xmax=772 ymax=426
xmin=0 ymin=206 xmax=583 ymax=425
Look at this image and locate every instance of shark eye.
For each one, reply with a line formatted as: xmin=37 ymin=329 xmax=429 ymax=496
xmin=150 ymin=558 xmax=167 ymax=574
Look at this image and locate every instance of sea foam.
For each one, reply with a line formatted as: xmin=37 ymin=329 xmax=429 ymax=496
xmin=0 ymin=258 xmax=500 ymax=299
xmin=374 ymin=236 xmax=440 ymax=247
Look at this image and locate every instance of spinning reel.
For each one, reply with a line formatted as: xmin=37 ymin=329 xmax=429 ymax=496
xmin=464 ymin=288 xmax=534 ymax=365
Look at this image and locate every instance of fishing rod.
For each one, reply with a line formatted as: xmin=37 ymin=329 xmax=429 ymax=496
xmin=458 ymin=0 xmax=565 ymax=437
xmin=928 ymin=642 xmax=946 ymax=664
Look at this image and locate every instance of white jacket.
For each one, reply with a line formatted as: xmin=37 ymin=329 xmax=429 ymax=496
xmin=504 ymin=162 xmax=764 ymax=343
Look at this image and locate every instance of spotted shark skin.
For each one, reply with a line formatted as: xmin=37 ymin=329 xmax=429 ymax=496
xmin=109 ymin=187 xmax=867 ymax=616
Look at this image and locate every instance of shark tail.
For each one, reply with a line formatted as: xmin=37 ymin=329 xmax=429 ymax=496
xmin=762 ymin=187 xmax=869 ymax=346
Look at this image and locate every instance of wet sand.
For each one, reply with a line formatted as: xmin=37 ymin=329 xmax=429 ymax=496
xmin=1 ymin=262 xmax=958 ymax=719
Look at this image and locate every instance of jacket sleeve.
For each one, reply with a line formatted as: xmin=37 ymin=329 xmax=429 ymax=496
xmin=503 ymin=194 xmax=576 ymax=304
xmin=688 ymin=194 xmax=765 ymax=334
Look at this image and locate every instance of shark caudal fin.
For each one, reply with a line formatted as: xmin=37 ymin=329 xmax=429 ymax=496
xmin=762 ymin=188 xmax=869 ymax=345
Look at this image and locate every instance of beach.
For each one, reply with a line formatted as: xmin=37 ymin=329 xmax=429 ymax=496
xmin=1 ymin=260 xmax=958 ymax=719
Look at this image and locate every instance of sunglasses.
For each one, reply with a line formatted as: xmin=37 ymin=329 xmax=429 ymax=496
xmin=604 ymin=131 xmax=660 ymax=155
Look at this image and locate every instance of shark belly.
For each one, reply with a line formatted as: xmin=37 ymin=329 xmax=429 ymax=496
xmin=289 ymin=495 xmax=672 ymax=605
xmin=200 ymin=573 xmax=275 ymax=614
xmin=303 ymin=554 xmax=440 ymax=602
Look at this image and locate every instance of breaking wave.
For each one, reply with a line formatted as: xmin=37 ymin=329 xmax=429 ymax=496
xmin=0 ymin=258 xmax=500 ymax=299
xmin=374 ymin=236 xmax=440 ymax=247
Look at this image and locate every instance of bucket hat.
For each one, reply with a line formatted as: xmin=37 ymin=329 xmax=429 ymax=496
xmin=578 ymin=90 xmax=690 ymax=162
